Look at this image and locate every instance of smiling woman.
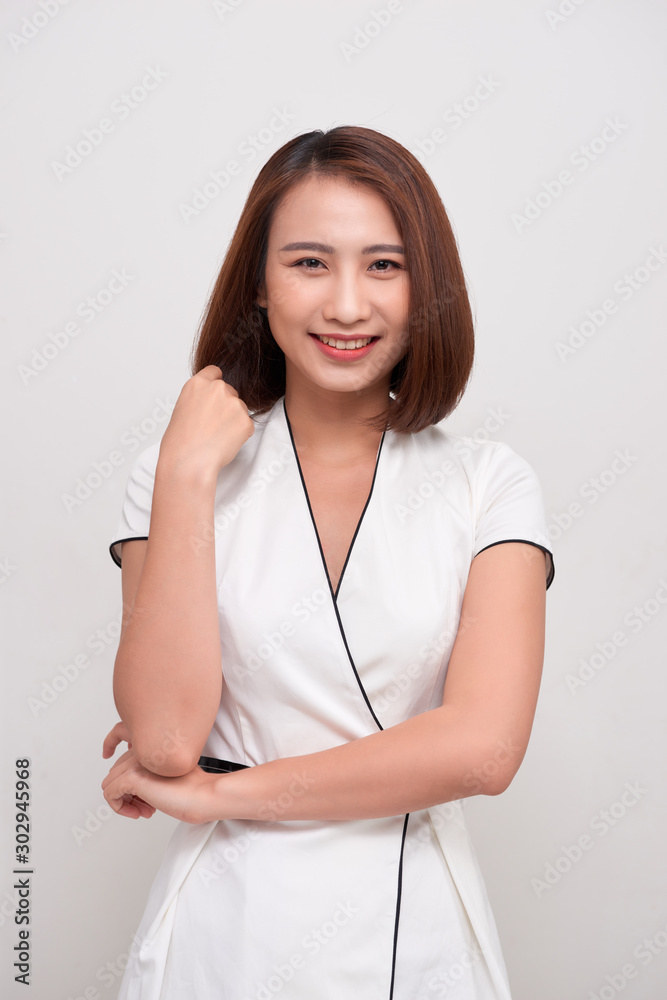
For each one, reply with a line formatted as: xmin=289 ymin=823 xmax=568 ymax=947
xmin=257 ymin=173 xmax=411 ymax=406
xmin=191 ymin=125 xmax=474 ymax=432
xmin=102 ymin=125 xmax=554 ymax=999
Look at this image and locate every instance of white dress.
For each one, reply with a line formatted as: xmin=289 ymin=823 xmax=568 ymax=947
xmin=109 ymin=395 xmax=554 ymax=1000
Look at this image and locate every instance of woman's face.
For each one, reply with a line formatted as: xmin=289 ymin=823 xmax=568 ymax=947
xmin=257 ymin=173 xmax=410 ymax=402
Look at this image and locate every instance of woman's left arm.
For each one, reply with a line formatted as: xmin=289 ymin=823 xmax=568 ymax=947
xmin=102 ymin=541 xmax=547 ymax=823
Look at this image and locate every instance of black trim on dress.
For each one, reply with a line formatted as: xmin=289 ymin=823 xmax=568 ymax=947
xmin=109 ymin=535 xmax=149 ymax=568
xmin=475 ymin=538 xmax=555 ymax=590
xmin=283 ymin=399 xmax=387 ymax=730
xmin=389 ymin=813 xmax=410 ymax=1000
xmin=283 ymin=399 xmax=408 ymax=999
xmin=197 ymin=755 xmax=249 ymax=774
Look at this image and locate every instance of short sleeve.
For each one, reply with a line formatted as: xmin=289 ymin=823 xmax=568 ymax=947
xmin=472 ymin=441 xmax=554 ymax=590
xmin=108 ymin=442 xmax=160 ymax=568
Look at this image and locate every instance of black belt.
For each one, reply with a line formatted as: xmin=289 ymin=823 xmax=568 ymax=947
xmin=197 ymin=755 xmax=249 ymax=774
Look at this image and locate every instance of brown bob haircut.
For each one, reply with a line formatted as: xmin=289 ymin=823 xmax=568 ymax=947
xmin=191 ymin=125 xmax=474 ymax=433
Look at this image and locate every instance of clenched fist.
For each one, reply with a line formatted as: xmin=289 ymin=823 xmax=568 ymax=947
xmin=158 ymin=366 xmax=255 ymax=479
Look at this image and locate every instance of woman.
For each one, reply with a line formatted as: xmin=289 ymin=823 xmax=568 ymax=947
xmin=102 ymin=125 xmax=554 ymax=999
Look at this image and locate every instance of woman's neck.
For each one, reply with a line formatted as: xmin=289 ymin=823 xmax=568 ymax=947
xmin=283 ymin=378 xmax=388 ymax=465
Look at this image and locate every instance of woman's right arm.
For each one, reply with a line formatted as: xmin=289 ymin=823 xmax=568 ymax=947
xmin=111 ymin=366 xmax=254 ymax=778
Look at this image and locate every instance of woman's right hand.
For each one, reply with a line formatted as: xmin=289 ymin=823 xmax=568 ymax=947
xmin=158 ymin=366 xmax=255 ymax=479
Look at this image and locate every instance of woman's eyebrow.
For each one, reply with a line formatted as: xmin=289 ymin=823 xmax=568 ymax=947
xmin=278 ymin=241 xmax=405 ymax=254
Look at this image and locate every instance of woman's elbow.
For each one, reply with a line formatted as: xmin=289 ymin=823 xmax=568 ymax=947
xmin=484 ymin=769 xmax=516 ymax=797
xmin=133 ymin=732 xmax=203 ymax=777
xmin=461 ymin=736 xmax=527 ymax=797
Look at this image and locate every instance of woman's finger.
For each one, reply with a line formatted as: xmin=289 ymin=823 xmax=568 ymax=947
xmin=196 ymin=364 xmax=223 ymax=381
xmin=114 ymin=794 xmax=156 ymax=820
xmin=110 ymin=794 xmax=153 ymax=820
xmin=101 ymin=749 xmax=136 ymax=789
xmin=103 ymin=763 xmax=150 ymax=816
xmin=102 ymin=720 xmax=133 ymax=758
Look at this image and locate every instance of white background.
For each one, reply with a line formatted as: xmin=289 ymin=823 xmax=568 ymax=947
xmin=1 ymin=1 xmax=666 ymax=997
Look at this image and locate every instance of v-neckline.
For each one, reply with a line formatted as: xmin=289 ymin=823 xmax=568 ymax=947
xmin=282 ymin=399 xmax=386 ymax=602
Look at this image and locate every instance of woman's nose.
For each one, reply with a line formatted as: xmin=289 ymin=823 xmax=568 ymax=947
xmin=321 ymin=273 xmax=372 ymax=325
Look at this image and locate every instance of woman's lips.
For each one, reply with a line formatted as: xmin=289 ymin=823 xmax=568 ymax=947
xmin=309 ymin=333 xmax=379 ymax=361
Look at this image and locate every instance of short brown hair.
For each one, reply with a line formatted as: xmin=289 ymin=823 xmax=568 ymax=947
xmin=191 ymin=125 xmax=474 ymax=433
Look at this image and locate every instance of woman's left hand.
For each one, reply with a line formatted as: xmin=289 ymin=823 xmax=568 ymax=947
xmin=101 ymin=746 xmax=217 ymax=824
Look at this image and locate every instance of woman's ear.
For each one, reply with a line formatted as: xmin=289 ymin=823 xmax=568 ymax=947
xmin=256 ymin=283 xmax=267 ymax=309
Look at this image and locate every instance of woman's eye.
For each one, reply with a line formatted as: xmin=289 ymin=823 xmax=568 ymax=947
xmin=292 ymin=258 xmax=403 ymax=272
xmin=370 ymin=259 xmax=402 ymax=272
xmin=294 ymin=258 xmax=323 ymax=269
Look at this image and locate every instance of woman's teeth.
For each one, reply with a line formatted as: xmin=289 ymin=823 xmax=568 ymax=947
xmin=316 ymin=335 xmax=374 ymax=350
